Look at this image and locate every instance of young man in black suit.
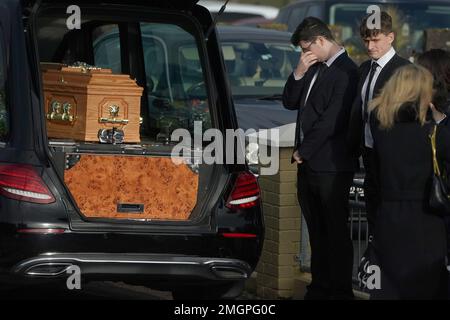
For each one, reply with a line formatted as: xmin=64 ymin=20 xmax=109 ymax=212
xmin=347 ymin=12 xmax=410 ymax=237
xmin=282 ymin=17 xmax=358 ymax=300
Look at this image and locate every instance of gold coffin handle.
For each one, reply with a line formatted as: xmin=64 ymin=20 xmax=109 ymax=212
xmin=47 ymin=101 xmax=75 ymax=123
xmin=99 ymin=105 xmax=129 ymax=125
xmin=99 ymin=118 xmax=129 ymax=125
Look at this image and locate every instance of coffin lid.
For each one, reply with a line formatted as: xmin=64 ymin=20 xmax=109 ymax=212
xmin=42 ymin=67 xmax=144 ymax=94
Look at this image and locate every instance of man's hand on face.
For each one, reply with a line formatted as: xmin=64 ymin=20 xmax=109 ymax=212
xmin=295 ymin=51 xmax=319 ymax=78
xmin=293 ymin=150 xmax=303 ymax=164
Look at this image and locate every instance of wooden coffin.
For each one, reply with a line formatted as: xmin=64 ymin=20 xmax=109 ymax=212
xmin=64 ymin=155 xmax=198 ymax=220
xmin=41 ymin=63 xmax=143 ymax=143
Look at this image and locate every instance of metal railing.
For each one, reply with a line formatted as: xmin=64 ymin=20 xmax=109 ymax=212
xmin=349 ymin=175 xmax=369 ymax=283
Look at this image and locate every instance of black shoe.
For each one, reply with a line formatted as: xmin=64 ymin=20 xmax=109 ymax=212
xmin=330 ymin=293 xmax=355 ymax=300
xmin=304 ymin=285 xmax=331 ymax=300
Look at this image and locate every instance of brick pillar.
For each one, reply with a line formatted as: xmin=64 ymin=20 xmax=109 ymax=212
xmin=253 ymin=147 xmax=302 ymax=299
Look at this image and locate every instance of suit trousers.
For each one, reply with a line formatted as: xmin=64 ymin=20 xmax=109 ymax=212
xmin=362 ymin=146 xmax=380 ymax=236
xmin=297 ymin=162 xmax=354 ymax=299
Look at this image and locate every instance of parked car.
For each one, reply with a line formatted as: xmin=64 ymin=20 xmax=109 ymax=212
xmin=274 ymin=0 xmax=450 ymax=61
xmin=198 ymin=0 xmax=279 ymax=24
xmin=0 ymin=0 xmax=264 ymax=299
xmin=230 ymin=16 xmax=275 ymax=28
xmin=216 ymin=26 xmax=299 ymax=165
xmin=217 ymin=26 xmax=297 ymax=130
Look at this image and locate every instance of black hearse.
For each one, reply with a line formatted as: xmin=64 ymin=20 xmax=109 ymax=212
xmin=0 ymin=0 xmax=264 ymax=299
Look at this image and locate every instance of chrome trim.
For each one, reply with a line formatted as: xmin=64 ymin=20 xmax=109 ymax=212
xmin=14 ymin=254 xmax=252 ymax=280
xmin=16 ymin=257 xmax=199 ymax=270
xmin=25 ymin=263 xmax=72 ymax=277
xmin=210 ymin=266 xmax=248 ymax=279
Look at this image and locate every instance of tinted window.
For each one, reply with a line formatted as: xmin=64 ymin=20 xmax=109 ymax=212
xmin=93 ymin=25 xmax=121 ymax=73
xmin=140 ymin=23 xmax=212 ymax=142
xmin=219 ymin=40 xmax=298 ymax=98
xmin=286 ymin=4 xmax=324 ymax=31
xmin=288 ymin=6 xmax=307 ymax=31
xmin=306 ymin=4 xmax=322 ymax=18
xmin=38 ymin=15 xmax=212 ymax=145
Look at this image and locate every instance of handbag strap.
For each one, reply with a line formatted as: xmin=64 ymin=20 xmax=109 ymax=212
xmin=430 ymin=125 xmax=442 ymax=177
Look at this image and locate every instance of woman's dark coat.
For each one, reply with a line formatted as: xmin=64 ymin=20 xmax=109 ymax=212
xmin=369 ymin=103 xmax=450 ymax=299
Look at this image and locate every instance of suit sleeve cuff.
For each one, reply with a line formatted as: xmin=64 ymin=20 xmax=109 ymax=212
xmin=293 ymin=71 xmax=304 ymax=81
xmin=297 ymin=149 xmax=308 ymax=162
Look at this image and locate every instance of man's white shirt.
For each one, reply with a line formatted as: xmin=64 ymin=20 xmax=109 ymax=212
xmin=362 ymin=47 xmax=396 ymax=148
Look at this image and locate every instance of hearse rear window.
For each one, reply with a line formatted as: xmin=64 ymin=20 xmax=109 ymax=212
xmin=36 ymin=12 xmax=212 ymax=146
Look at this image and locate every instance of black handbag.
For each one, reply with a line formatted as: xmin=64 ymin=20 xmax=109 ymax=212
xmin=357 ymin=235 xmax=378 ymax=290
xmin=429 ymin=125 xmax=450 ymax=216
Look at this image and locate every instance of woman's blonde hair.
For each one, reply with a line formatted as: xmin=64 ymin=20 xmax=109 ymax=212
xmin=369 ymin=64 xmax=433 ymax=129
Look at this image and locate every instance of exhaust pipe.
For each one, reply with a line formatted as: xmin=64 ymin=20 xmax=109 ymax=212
xmin=210 ymin=265 xmax=248 ymax=279
xmin=25 ymin=263 xmax=73 ymax=277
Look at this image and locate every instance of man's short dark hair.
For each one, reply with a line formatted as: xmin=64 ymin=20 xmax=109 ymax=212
xmin=359 ymin=11 xmax=393 ymax=39
xmin=290 ymin=16 xmax=334 ymax=46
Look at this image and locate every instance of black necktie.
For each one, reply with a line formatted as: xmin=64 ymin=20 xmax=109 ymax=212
xmin=363 ymin=62 xmax=379 ymax=122
xmin=301 ymin=63 xmax=326 ymax=107
xmin=297 ymin=63 xmax=327 ymax=146
xmin=314 ymin=63 xmax=327 ymax=87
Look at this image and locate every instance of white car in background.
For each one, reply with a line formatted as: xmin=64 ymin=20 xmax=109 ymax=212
xmin=198 ymin=0 xmax=279 ymax=23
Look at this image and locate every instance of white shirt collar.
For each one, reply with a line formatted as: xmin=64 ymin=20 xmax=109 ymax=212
xmin=373 ymin=46 xmax=396 ymax=68
xmin=324 ymin=47 xmax=346 ymax=67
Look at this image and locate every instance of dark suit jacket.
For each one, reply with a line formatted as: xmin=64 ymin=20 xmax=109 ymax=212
xmin=368 ymin=106 xmax=449 ymax=299
xmin=282 ymin=51 xmax=358 ymax=172
xmin=347 ymin=54 xmax=411 ymax=158
xmin=370 ymin=103 xmax=450 ymax=201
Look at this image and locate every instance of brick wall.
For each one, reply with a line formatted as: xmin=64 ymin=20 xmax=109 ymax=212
xmin=251 ymin=147 xmax=302 ymax=299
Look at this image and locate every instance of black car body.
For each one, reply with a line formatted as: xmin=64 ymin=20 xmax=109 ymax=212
xmin=0 ymin=0 xmax=264 ymax=299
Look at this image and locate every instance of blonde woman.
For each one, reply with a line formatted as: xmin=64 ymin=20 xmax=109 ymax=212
xmin=368 ymin=64 xmax=450 ymax=299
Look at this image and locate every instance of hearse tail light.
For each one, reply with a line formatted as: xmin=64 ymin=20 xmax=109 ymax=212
xmin=226 ymin=171 xmax=260 ymax=210
xmin=0 ymin=164 xmax=55 ymax=204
